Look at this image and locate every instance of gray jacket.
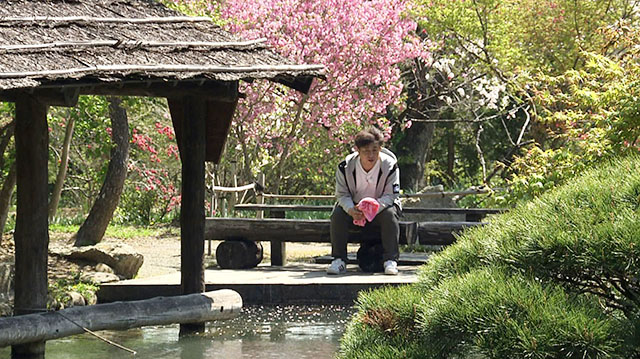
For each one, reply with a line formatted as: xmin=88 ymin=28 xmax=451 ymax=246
xmin=335 ymin=147 xmax=401 ymax=213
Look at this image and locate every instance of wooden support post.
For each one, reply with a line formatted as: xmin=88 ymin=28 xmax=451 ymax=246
xmin=177 ymin=96 xmax=207 ymax=335
xmin=269 ymin=210 xmax=286 ymax=266
xmin=256 ymin=173 xmax=265 ymax=219
xmin=229 ymin=161 xmax=237 ymax=213
xmin=13 ymin=94 xmax=49 ymax=359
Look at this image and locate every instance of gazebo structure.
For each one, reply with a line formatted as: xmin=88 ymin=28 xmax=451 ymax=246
xmin=0 ymin=0 xmax=322 ymax=357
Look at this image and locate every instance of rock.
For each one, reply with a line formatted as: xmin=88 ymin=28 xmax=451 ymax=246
xmin=83 ymin=291 xmax=98 ymax=305
xmin=0 ymin=300 xmax=12 ymax=317
xmin=50 ymin=242 xmax=143 ymax=279
xmin=66 ymin=291 xmax=86 ymax=307
xmin=95 ymin=263 xmax=115 ymax=274
xmin=0 ymin=261 xmax=14 ymax=298
xmin=80 ymin=271 xmax=120 ymax=284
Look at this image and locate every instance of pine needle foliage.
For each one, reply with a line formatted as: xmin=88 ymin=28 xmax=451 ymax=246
xmin=340 ymin=155 xmax=640 ymax=358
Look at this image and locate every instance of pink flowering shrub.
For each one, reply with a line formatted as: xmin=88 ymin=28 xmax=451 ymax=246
xmin=211 ymin=0 xmax=429 ymax=192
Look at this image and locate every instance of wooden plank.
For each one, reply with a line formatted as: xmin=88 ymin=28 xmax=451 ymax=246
xmin=234 ymin=203 xmax=505 ymax=217
xmin=13 ymin=94 xmax=49 ymax=358
xmin=204 ymin=218 xmax=420 ymax=245
xmin=258 ymin=189 xmax=493 ymax=201
xmin=315 ymin=252 xmax=429 ymax=266
xmin=0 ymin=290 xmax=242 ymax=347
xmin=178 ymin=96 xmax=207 ymax=335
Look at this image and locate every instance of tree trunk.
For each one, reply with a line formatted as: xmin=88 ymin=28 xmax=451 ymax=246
xmin=0 ymin=161 xmax=16 ymax=237
xmin=49 ymin=115 xmax=75 ymax=220
xmin=446 ymin=124 xmax=455 ymax=184
xmin=0 ymin=121 xmax=16 ymax=241
xmin=0 ymin=120 xmax=15 ymax=171
xmin=393 ymin=121 xmax=436 ymax=192
xmin=74 ymin=97 xmax=129 ymax=246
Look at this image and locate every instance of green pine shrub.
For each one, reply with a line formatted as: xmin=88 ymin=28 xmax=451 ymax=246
xmin=418 ymin=267 xmax=627 ymax=359
xmin=340 ymin=155 xmax=640 ymax=358
xmin=339 ymin=285 xmax=432 ymax=359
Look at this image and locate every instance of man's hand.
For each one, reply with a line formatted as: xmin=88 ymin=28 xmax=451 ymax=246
xmin=348 ymin=207 xmax=365 ymax=221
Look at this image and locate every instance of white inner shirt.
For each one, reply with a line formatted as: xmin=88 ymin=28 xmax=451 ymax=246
xmin=353 ymin=157 xmax=380 ymax=204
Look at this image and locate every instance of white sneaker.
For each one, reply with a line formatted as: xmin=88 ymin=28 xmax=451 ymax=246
xmin=327 ymin=258 xmax=347 ymax=275
xmin=384 ymin=260 xmax=398 ymax=275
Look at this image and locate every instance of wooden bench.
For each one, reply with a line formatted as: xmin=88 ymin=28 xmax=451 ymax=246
xmin=204 ymin=217 xmax=485 ymax=267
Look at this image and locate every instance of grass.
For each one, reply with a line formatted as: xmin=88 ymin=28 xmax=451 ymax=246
xmin=49 ymin=223 xmax=179 ymax=240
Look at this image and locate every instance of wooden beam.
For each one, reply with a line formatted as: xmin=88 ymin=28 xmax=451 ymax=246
xmin=0 ymin=64 xmax=325 ymax=79
xmin=13 ymin=94 xmax=49 ymax=358
xmin=89 ymin=80 xmax=239 ymax=102
xmin=0 ymin=290 xmax=242 ymax=347
xmin=0 ymin=89 xmax=79 ymax=107
xmin=178 ymin=96 xmax=207 ymax=335
xmin=204 ymin=98 xmax=237 ymax=163
xmin=169 ymin=88 xmax=239 ymax=163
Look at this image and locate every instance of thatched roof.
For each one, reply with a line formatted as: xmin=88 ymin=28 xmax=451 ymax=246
xmin=0 ymin=0 xmax=324 ymax=93
xmin=0 ymin=0 xmax=324 ymax=163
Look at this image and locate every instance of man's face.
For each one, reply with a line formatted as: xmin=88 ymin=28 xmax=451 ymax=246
xmin=357 ymin=143 xmax=381 ymax=170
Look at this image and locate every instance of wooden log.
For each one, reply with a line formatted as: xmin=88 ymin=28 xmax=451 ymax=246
xmin=417 ymin=221 xmax=485 ymax=245
xmin=204 ymin=218 xmax=417 ymax=245
xmin=178 ymin=96 xmax=207 ymax=335
xmin=13 ymin=94 xmax=49 ymax=358
xmin=0 ymin=290 xmax=242 ymax=347
xmin=216 ymin=239 xmax=263 ymax=269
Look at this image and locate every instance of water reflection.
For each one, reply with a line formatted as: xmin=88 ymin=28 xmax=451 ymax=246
xmin=0 ymin=305 xmax=355 ymax=359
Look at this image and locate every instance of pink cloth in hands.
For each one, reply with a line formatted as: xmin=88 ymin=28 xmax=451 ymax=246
xmin=353 ymin=197 xmax=380 ymax=227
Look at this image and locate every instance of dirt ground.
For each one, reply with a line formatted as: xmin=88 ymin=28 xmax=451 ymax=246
xmin=2 ymin=232 xmax=358 ymax=282
xmin=126 ymin=235 xmax=354 ymax=279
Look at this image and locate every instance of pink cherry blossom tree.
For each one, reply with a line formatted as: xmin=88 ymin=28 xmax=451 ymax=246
xmin=215 ymin=0 xmax=429 ymax=191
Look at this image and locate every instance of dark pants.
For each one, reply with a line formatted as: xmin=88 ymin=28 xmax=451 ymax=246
xmin=330 ymin=204 xmax=400 ymax=262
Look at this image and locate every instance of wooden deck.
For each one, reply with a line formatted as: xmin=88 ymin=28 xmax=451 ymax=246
xmin=97 ymin=259 xmax=425 ymax=305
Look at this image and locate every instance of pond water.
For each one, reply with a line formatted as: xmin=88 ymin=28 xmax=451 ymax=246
xmin=0 ymin=305 xmax=356 ymax=359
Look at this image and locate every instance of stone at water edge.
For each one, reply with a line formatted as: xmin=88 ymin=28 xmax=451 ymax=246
xmin=66 ymin=291 xmax=86 ymax=307
xmin=80 ymin=271 xmax=120 ymax=284
xmin=95 ymin=262 xmax=115 ymax=274
xmin=0 ymin=261 xmax=13 ymax=297
xmin=50 ymin=242 xmax=143 ymax=279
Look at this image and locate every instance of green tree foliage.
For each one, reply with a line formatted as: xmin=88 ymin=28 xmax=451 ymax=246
xmin=505 ymin=26 xmax=640 ymax=205
xmin=399 ymin=0 xmax=639 ymax=201
xmin=340 ymin=156 xmax=640 ymax=358
xmin=46 ymin=96 xmax=181 ymax=225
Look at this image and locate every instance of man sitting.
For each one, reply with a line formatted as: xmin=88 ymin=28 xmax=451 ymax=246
xmin=327 ymin=127 xmax=401 ymax=275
